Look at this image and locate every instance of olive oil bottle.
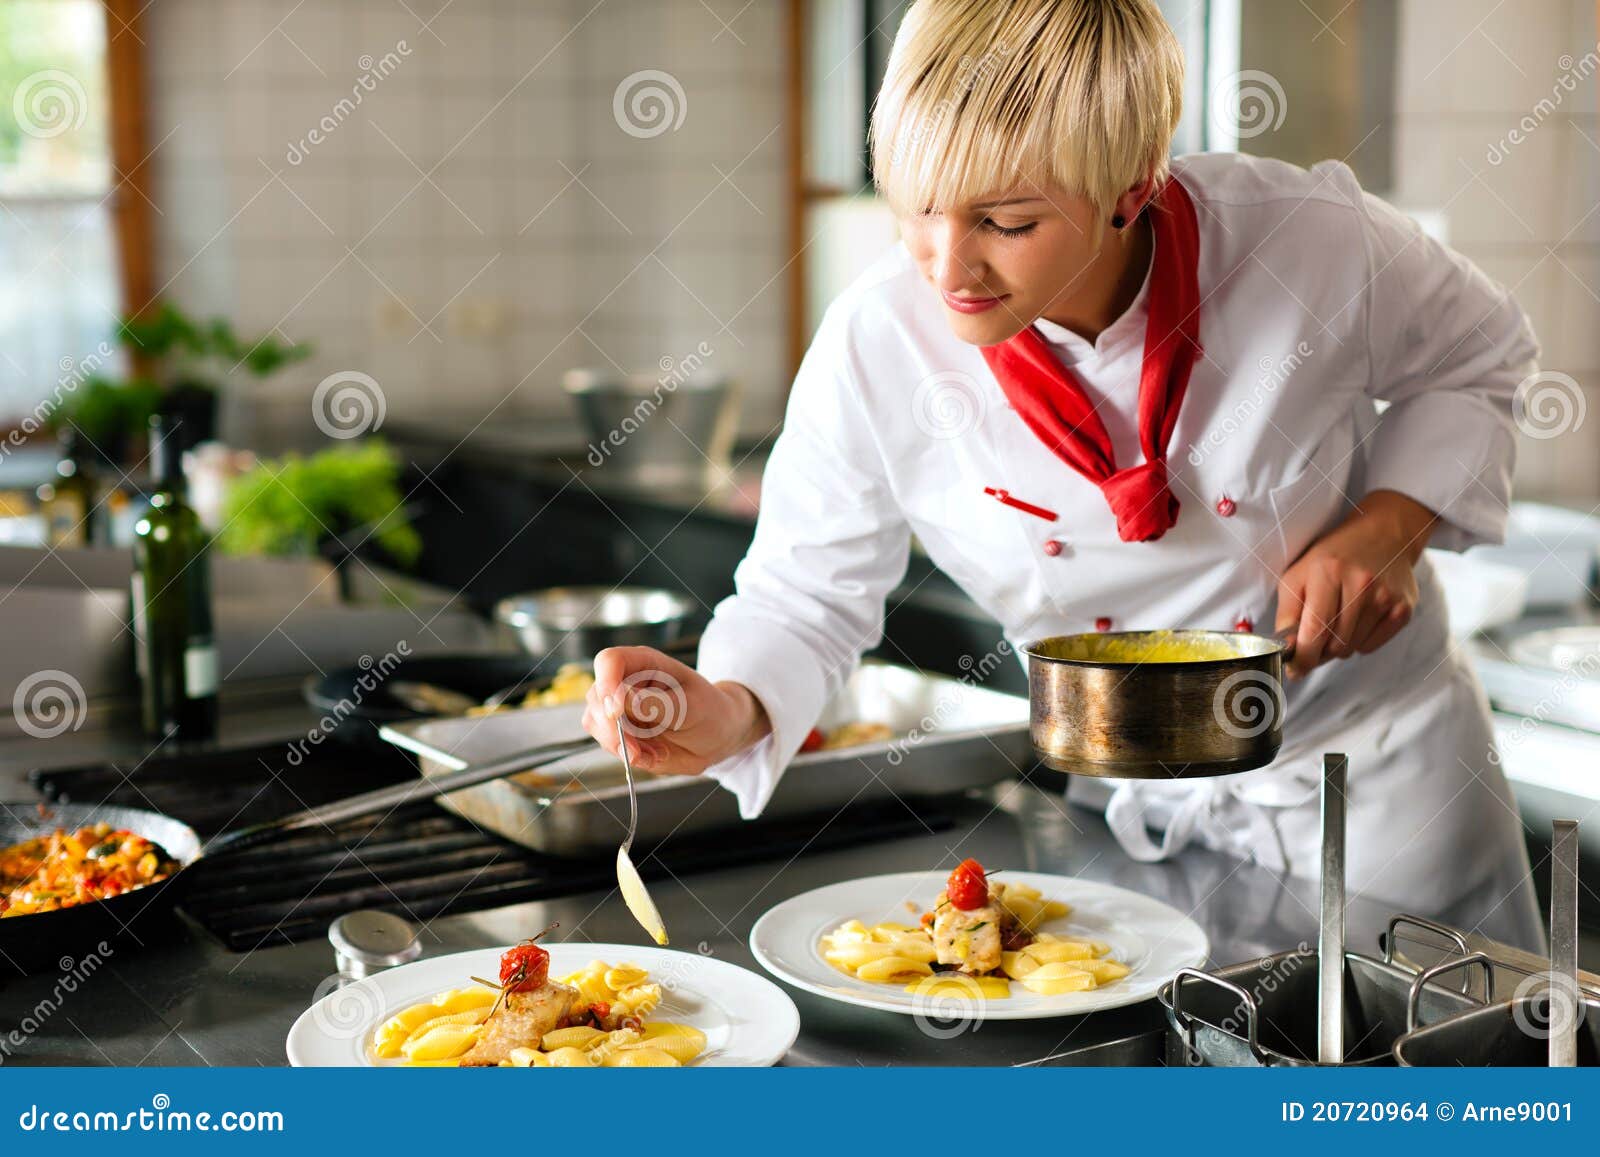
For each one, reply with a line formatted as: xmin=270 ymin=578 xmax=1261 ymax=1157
xmin=131 ymin=415 xmax=218 ymax=741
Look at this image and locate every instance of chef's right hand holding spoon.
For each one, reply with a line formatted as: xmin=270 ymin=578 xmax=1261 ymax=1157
xmin=583 ymin=646 xmax=770 ymax=773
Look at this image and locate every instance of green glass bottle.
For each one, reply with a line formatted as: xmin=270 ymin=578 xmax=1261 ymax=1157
xmin=131 ymin=415 xmax=218 ymax=741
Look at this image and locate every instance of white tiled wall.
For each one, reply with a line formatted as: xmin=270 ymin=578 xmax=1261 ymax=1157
xmin=143 ymin=0 xmax=790 ymax=451
xmin=1392 ymin=0 xmax=1600 ymax=500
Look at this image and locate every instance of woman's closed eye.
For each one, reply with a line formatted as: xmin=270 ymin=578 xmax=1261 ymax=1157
xmin=982 ymin=217 xmax=1037 ymax=238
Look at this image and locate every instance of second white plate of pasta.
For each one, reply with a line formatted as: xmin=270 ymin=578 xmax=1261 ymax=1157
xmin=749 ymin=870 xmax=1208 ymax=1020
xmin=286 ymin=942 xmax=801 ymax=1067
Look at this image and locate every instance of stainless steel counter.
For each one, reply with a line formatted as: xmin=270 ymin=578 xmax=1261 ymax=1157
xmin=0 ymin=776 xmax=1410 ymax=1068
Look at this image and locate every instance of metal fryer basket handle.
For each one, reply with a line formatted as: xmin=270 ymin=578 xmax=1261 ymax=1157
xmin=1170 ymin=966 xmax=1270 ymax=1066
xmin=1383 ymin=913 xmax=1471 ymax=967
xmin=1405 ymin=952 xmax=1494 ymax=1032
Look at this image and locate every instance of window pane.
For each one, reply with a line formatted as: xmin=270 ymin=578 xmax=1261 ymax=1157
xmin=0 ymin=0 xmax=119 ymax=422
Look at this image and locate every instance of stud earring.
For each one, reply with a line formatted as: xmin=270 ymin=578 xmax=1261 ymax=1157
xmin=1111 ymin=214 xmax=1126 ymax=230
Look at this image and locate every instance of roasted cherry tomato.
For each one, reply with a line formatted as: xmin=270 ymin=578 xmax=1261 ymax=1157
xmin=946 ymin=858 xmax=989 ymax=911
xmin=499 ymin=942 xmax=550 ymax=992
xmin=799 ymin=727 xmax=826 ymax=753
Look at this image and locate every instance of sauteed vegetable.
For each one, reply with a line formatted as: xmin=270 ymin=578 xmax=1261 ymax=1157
xmin=0 ymin=823 xmax=179 ymax=917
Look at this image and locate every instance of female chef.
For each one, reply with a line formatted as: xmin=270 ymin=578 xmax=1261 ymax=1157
xmin=582 ymin=0 xmax=1545 ymax=949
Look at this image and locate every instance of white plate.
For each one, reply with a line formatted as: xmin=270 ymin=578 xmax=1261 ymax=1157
xmin=749 ymin=871 xmax=1208 ymax=1020
xmin=287 ymin=943 xmax=801 ymax=1067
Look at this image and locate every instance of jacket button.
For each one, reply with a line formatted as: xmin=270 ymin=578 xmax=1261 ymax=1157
xmin=1043 ymin=538 xmax=1063 ymax=556
xmin=1095 ymin=616 xmax=1112 ymax=632
xmin=1216 ymin=495 xmax=1236 ymax=518
xmin=1234 ymin=616 xmax=1253 ymax=633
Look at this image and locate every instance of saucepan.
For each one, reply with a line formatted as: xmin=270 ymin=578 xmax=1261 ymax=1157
xmin=1023 ymin=628 xmax=1292 ymax=778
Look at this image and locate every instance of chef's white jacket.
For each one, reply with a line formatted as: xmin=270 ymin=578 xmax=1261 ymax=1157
xmin=695 ymin=152 xmax=1546 ymax=951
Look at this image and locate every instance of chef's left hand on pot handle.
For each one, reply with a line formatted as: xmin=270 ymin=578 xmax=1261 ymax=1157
xmin=1275 ymin=490 xmax=1437 ymax=678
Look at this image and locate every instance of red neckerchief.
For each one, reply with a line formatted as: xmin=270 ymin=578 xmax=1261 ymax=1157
xmin=979 ymin=178 xmax=1202 ymax=542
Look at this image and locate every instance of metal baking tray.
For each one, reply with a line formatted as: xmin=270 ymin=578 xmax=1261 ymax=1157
xmin=380 ymin=661 xmax=1032 ymax=855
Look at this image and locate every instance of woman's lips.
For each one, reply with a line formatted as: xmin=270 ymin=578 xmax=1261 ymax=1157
xmin=942 ymin=290 xmax=1008 ymax=315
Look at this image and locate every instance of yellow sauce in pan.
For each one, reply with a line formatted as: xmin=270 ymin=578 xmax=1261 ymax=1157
xmin=1030 ymin=630 xmax=1277 ymax=665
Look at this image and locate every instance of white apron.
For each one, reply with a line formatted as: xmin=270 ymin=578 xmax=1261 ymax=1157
xmin=692 ymin=153 xmax=1547 ymax=953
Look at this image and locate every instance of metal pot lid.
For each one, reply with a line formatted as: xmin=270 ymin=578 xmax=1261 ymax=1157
xmin=1508 ymin=627 xmax=1600 ymax=675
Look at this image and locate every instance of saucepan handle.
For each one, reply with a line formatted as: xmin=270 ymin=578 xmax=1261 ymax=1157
xmin=1274 ymin=624 xmax=1297 ymax=662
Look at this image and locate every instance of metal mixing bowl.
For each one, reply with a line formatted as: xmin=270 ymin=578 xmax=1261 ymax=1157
xmin=494 ymin=586 xmax=695 ymax=664
xmin=1024 ymin=629 xmax=1289 ymax=778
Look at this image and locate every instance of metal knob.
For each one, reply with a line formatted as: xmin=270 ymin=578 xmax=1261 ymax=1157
xmin=329 ymin=910 xmax=421 ymax=978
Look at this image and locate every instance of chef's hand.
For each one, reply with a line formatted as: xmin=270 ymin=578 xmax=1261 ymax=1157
xmin=583 ymin=646 xmax=771 ymax=774
xmin=1275 ymin=490 xmax=1437 ymax=678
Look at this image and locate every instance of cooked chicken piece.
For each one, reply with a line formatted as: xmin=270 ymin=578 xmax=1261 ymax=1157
xmin=458 ymin=980 xmax=580 ymax=1067
xmin=932 ymin=889 xmax=1003 ymax=975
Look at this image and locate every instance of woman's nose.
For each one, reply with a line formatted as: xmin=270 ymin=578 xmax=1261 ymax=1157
xmin=931 ymin=221 xmax=988 ymax=292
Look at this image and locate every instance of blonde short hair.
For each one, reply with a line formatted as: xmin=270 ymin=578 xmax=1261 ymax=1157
xmin=871 ymin=0 xmax=1185 ymax=218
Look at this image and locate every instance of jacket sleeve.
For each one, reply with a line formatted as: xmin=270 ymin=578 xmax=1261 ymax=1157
xmin=1355 ymin=179 xmax=1540 ymax=551
xmin=695 ymin=305 xmax=912 ymax=817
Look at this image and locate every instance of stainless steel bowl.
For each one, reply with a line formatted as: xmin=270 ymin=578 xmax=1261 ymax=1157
xmin=566 ymin=367 xmax=738 ymax=487
xmin=1023 ymin=629 xmax=1289 ymax=778
xmin=494 ymin=586 xmax=695 ymax=664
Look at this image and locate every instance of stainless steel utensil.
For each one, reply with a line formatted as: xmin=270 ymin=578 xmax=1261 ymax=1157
xmin=382 ymin=662 xmax=1031 ymax=856
xmin=1319 ymin=753 xmax=1347 ymax=1063
xmin=1550 ymin=818 xmax=1580 ymax=1067
xmin=1159 ymin=916 xmax=1484 ymax=1068
xmin=495 ymin=586 xmax=696 ymax=665
xmin=1394 ymin=952 xmax=1600 ymax=1066
xmin=1023 ymin=629 xmax=1289 ymax=777
xmin=614 ymin=716 xmax=668 ymax=946
xmin=565 ymin=367 xmax=738 ymax=488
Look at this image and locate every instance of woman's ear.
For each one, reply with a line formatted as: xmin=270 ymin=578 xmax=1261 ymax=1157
xmin=1110 ymin=174 xmax=1159 ymax=230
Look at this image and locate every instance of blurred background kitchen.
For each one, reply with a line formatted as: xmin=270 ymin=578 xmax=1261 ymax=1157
xmin=2 ymin=1 xmax=1600 ymax=922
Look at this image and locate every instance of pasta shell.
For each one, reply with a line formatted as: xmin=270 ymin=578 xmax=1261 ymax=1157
xmin=606 ymin=1048 xmax=681 ymax=1067
xmin=855 ymin=955 xmax=933 ymax=982
xmin=402 ymin=1022 xmax=484 ymax=1061
xmin=545 ymin=1046 xmax=595 ymax=1068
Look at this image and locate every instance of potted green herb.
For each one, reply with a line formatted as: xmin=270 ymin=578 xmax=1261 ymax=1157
xmin=217 ymin=440 xmax=421 ymax=573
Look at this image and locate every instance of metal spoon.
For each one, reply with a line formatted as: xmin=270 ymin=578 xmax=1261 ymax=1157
xmin=614 ymin=716 xmax=669 ymax=946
